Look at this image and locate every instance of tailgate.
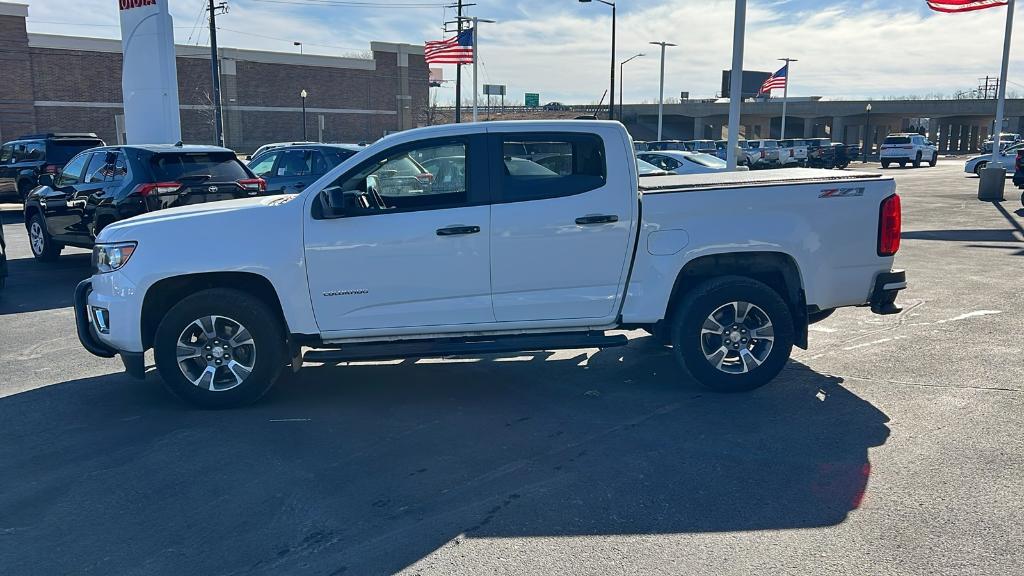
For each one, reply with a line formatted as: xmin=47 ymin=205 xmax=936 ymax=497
xmin=145 ymin=181 xmax=252 ymax=211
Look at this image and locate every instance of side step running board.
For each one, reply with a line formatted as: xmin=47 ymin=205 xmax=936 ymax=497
xmin=303 ymin=331 xmax=628 ymax=364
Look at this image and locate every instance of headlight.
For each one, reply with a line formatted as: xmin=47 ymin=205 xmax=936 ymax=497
xmin=93 ymin=242 xmax=137 ymax=273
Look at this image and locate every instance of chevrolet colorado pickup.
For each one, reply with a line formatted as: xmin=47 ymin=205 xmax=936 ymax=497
xmin=75 ymin=121 xmax=906 ymax=408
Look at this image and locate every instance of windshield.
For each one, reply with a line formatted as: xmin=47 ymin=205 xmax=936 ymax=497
xmin=150 ymin=152 xmax=251 ymax=182
xmin=637 ymin=158 xmax=668 ymax=176
xmin=685 ymin=153 xmax=728 ymax=168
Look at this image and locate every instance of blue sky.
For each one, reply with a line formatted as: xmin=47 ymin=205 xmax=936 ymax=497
xmin=23 ymin=0 xmax=1024 ymax=104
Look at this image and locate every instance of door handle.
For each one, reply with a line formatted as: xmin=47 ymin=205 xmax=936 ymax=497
xmin=436 ymin=225 xmax=480 ymax=236
xmin=575 ymin=214 xmax=618 ymax=225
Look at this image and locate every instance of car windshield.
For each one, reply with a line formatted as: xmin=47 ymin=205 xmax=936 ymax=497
xmin=684 ymin=153 xmax=728 ymax=168
xmin=150 ymin=152 xmax=250 ymax=182
xmin=46 ymin=140 xmax=103 ymax=164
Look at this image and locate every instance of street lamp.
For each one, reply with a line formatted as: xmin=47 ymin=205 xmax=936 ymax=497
xmin=300 ymin=89 xmax=308 ymax=140
xmin=579 ymin=0 xmax=616 ymax=121
xmin=863 ymin=103 xmax=872 ymax=163
xmin=649 ymin=41 xmax=677 ymax=140
xmin=619 ymin=53 xmax=644 ymax=122
xmin=293 ymin=41 xmax=302 ymax=55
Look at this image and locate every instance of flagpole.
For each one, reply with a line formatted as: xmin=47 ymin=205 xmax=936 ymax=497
xmin=726 ymin=0 xmax=746 ymax=170
xmin=778 ymin=57 xmax=797 ymax=140
xmin=472 ymin=18 xmax=478 ymax=122
xmin=992 ymin=0 xmax=1015 ymax=168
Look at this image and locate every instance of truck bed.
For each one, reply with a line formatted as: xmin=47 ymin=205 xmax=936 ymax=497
xmin=639 ymin=168 xmax=883 ymax=193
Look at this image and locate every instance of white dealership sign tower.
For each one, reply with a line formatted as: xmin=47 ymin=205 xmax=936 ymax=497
xmin=118 ymin=0 xmax=181 ymax=144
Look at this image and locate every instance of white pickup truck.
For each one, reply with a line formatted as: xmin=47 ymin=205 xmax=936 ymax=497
xmin=75 ymin=121 xmax=905 ymax=408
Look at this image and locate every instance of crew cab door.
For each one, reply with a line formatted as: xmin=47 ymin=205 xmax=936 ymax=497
xmin=487 ymin=128 xmax=636 ymax=323
xmin=39 ymin=151 xmax=91 ymax=242
xmin=305 ymin=135 xmax=494 ymax=333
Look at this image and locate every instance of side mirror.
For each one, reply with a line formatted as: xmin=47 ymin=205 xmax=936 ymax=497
xmin=38 ymin=173 xmax=54 ymax=188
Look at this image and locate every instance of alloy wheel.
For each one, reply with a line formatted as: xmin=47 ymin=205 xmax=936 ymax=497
xmin=699 ymin=301 xmax=775 ymax=374
xmin=176 ymin=315 xmax=257 ymax=392
xmin=29 ymin=221 xmax=45 ymax=255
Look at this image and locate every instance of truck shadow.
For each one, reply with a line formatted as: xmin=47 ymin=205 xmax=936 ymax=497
xmin=0 ymin=252 xmax=92 ymax=315
xmin=0 ymin=339 xmax=889 ymax=575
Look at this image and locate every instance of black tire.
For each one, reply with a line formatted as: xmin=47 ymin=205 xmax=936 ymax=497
xmin=912 ymin=152 xmax=922 ymax=168
xmin=668 ymin=276 xmax=795 ymax=393
xmin=880 ymin=161 xmax=890 ymax=169
xmin=154 ymin=288 xmax=285 ymax=408
xmin=929 ymin=152 xmax=938 ymax=167
xmin=974 ymin=161 xmax=987 ymax=176
xmin=899 ymin=161 xmax=907 ymax=168
xmin=808 ymin=308 xmax=836 ymax=324
xmin=27 ymin=213 xmax=62 ymax=262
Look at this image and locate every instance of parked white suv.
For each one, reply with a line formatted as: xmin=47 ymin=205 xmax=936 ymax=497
xmin=880 ymin=134 xmax=938 ymax=169
xmin=75 ymin=121 xmax=905 ymax=408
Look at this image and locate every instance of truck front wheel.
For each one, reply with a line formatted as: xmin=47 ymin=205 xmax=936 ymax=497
xmin=154 ymin=288 xmax=285 ymax=408
xmin=669 ymin=276 xmax=794 ymax=393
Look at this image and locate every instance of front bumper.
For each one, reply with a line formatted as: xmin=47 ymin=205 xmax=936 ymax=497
xmin=869 ymin=269 xmax=906 ymax=315
xmin=74 ymin=279 xmax=146 ymax=379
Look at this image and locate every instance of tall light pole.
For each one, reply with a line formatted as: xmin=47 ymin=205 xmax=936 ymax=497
xmin=863 ymin=103 xmax=872 ymax=163
xmin=471 ymin=17 xmax=497 ymax=122
xmin=300 ymin=89 xmax=308 ymax=140
xmin=649 ymin=41 xmax=676 ymax=140
xmin=579 ymin=0 xmax=616 ymax=120
xmin=619 ymin=53 xmax=644 ymax=122
xmin=725 ymin=0 xmax=746 ymax=170
xmin=207 ymin=0 xmax=228 ymax=147
xmin=990 ymin=0 xmax=1015 ymax=169
xmin=777 ymin=57 xmax=797 ymax=139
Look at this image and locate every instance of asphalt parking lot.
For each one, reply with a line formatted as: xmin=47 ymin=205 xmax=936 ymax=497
xmin=1 ymin=160 xmax=1022 ymax=576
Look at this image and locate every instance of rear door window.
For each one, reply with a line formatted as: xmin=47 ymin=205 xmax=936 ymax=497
xmin=497 ymin=133 xmax=606 ymax=202
xmin=150 ymin=152 xmax=250 ymax=183
xmin=84 ymin=150 xmax=128 ymax=183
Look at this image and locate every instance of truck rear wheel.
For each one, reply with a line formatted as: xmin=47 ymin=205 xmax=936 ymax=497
xmin=669 ymin=276 xmax=794 ymax=393
xmin=154 ymin=288 xmax=284 ymax=408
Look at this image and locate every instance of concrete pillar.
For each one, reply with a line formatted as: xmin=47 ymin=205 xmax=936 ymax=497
xmin=803 ymin=118 xmax=814 ymax=138
xmin=959 ymin=124 xmax=970 ymax=154
xmin=928 ymin=119 xmax=939 ymax=146
xmin=831 ymin=116 xmax=846 ymax=143
xmin=693 ymin=117 xmax=705 ymax=140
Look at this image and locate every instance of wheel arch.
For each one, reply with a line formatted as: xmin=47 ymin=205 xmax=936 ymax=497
xmin=664 ymin=251 xmax=809 ymax=349
xmin=141 ymin=272 xmax=289 ymax=350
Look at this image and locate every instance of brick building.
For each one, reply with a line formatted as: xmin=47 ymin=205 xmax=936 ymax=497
xmin=0 ymin=2 xmax=428 ymax=152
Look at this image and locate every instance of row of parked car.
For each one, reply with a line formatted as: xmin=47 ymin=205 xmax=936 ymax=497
xmin=634 ymin=137 xmax=859 ymax=170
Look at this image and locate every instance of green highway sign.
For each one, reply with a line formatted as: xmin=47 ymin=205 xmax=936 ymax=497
xmin=525 ymin=93 xmax=540 ymax=107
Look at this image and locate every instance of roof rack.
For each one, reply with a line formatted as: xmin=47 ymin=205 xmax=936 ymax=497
xmin=17 ymin=132 xmax=100 ymax=140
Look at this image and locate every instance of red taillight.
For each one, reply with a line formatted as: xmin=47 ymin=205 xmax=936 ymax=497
xmin=237 ymin=178 xmax=266 ymax=192
xmin=415 ymin=173 xmax=434 ymax=185
xmin=878 ymin=194 xmax=901 ymax=257
xmin=132 ymin=182 xmax=181 ymax=196
xmin=43 ymin=164 xmax=59 ymax=174
xmin=760 ymin=150 xmax=766 ymax=159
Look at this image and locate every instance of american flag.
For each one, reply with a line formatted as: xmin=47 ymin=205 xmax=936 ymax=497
xmin=927 ymin=0 xmax=1007 ymax=12
xmin=424 ymin=27 xmax=474 ymax=65
xmin=758 ymin=64 xmax=788 ymax=95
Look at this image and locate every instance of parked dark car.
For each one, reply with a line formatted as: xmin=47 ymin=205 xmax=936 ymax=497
xmin=23 ymin=144 xmax=264 ymax=262
xmin=808 ymin=142 xmax=852 ymax=169
xmin=0 ymin=133 xmax=105 ymax=203
xmin=246 ymin=143 xmax=363 ymax=194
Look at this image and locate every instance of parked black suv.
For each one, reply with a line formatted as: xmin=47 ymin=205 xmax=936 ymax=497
xmin=23 ymin=144 xmax=265 ymax=261
xmin=0 ymin=133 xmax=106 ymax=203
xmin=246 ymin=143 xmax=363 ymax=194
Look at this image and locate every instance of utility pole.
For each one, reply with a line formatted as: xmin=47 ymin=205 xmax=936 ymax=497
xmin=207 ymin=0 xmax=228 ymax=147
xmin=778 ymin=57 xmax=797 ymax=140
xmin=649 ymin=41 xmax=676 ymax=141
xmin=444 ymin=2 xmax=475 ymax=123
xmin=725 ymin=0 xmax=746 ymax=170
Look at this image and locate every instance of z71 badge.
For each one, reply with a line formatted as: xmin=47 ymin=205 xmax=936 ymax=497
xmin=819 ymin=187 xmax=865 ymax=198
